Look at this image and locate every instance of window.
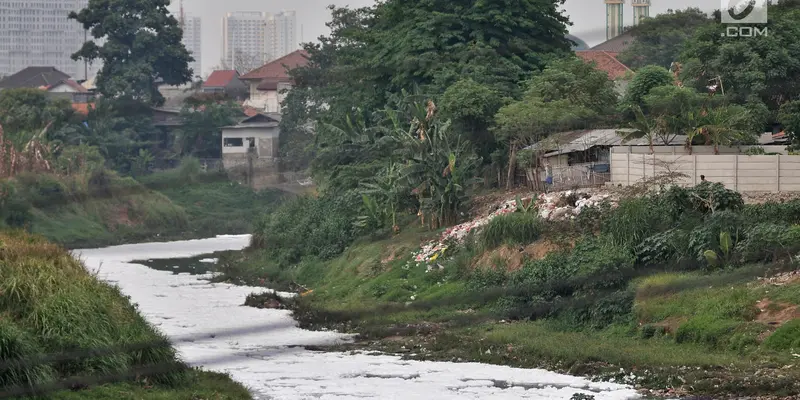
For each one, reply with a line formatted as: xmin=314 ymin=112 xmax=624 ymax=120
xmin=223 ymin=138 xmax=244 ymax=147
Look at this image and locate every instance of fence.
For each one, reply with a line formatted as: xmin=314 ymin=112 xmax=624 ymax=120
xmin=515 ymin=163 xmax=611 ymax=191
xmin=610 ymin=152 xmax=800 ymax=192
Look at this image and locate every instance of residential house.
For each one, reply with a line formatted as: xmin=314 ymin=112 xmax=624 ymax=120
xmin=575 ymin=51 xmax=634 ymax=94
xmin=240 ymin=50 xmax=309 ymax=113
xmin=0 ymin=66 xmax=94 ymax=104
xmin=202 ymin=70 xmax=248 ymax=100
xmin=590 ymin=31 xmax=635 ymax=53
xmin=220 ymin=112 xmax=282 ymax=188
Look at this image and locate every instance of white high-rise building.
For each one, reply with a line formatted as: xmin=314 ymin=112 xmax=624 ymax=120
xmin=266 ymin=11 xmax=297 ymax=61
xmin=182 ymin=15 xmax=202 ymax=79
xmin=0 ymin=0 xmax=100 ymax=79
xmin=222 ymin=12 xmax=267 ymax=71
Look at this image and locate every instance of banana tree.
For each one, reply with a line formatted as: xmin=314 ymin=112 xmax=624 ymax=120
xmin=358 ymin=162 xmax=405 ymax=233
xmin=392 ymin=101 xmax=482 ymax=229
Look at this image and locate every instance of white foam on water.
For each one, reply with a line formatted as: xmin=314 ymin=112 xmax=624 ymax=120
xmin=75 ymin=236 xmax=640 ymax=400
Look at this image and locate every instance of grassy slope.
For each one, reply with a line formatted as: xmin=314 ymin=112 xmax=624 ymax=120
xmin=229 ymin=223 xmax=800 ymax=398
xmin=20 ymin=170 xmax=287 ymax=249
xmin=0 ymin=231 xmax=250 ymax=399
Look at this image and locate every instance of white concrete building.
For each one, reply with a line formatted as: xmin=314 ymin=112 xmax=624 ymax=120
xmin=182 ymin=15 xmax=202 ymax=79
xmin=266 ymin=11 xmax=296 ymax=61
xmin=222 ymin=11 xmax=267 ymax=70
xmin=0 ymin=0 xmax=100 ymax=79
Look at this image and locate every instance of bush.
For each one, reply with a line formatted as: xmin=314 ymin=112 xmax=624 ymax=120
xmin=743 ymin=200 xmax=800 ymax=224
xmin=634 ymin=228 xmax=690 ymax=266
xmin=480 ymin=212 xmax=542 ymax=249
xmin=736 ymin=223 xmax=800 ymax=263
xmin=0 ymin=180 xmax=32 ymax=228
xmin=689 ymin=182 xmax=743 ymax=214
xmin=675 ymin=316 xmax=740 ymax=348
xmin=252 ymin=192 xmax=359 ymax=265
xmin=601 ymin=197 xmax=668 ymax=249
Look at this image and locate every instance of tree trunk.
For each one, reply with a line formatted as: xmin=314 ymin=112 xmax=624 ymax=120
xmin=506 ymin=141 xmax=517 ymax=191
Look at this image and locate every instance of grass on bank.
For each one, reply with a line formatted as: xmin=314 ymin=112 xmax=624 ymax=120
xmin=0 ymin=230 xmax=251 ymax=399
xmin=218 ymin=184 xmax=800 ymax=397
xmin=0 ymin=159 xmax=288 ymax=248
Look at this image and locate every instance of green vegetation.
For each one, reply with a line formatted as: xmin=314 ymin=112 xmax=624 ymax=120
xmin=0 ymin=230 xmax=250 ymax=399
xmin=223 ymin=183 xmax=800 ymax=397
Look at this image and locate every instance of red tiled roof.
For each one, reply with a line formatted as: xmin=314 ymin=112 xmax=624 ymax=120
xmin=203 ymin=70 xmax=239 ymax=87
xmin=575 ymin=51 xmax=633 ymax=81
xmin=43 ymin=79 xmax=89 ymax=93
xmin=240 ymin=50 xmax=309 ymax=82
xmin=242 ymin=106 xmax=260 ymax=117
xmin=72 ymin=102 xmax=94 ymax=115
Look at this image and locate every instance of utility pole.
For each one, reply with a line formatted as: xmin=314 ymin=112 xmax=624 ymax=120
xmin=179 ymin=0 xmax=185 ymax=30
xmin=84 ymin=29 xmax=88 ymax=80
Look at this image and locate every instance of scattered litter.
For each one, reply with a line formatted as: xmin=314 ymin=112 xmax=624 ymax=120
xmin=199 ymin=258 xmax=218 ymax=263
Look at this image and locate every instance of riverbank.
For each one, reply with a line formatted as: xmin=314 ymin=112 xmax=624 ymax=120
xmin=4 ymin=167 xmax=287 ymax=249
xmin=0 ymin=231 xmax=251 ymax=399
xmin=82 ymin=235 xmax=640 ymax=400
xmin=219 ymin=185 xmax=800 ymax=399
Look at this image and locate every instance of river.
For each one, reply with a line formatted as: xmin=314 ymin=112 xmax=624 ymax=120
xmin=75 ymin=235 xmax=641 ymax=400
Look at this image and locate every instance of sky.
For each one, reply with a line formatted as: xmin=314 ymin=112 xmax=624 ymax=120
xmin=172 ymin=0 xmax=721 ymax=76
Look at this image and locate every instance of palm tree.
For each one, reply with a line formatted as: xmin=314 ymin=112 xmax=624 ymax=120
xmin=618 ymin=105 xmax=663 ymax=154
xmin=697 ymin=106 xmax=748 ymax=155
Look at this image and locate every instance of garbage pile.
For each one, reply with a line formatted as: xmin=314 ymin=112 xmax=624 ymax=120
xmin=412 ymin=189 xmax=616 ymax=265
xmin=413 ymin=200 xmax=517 ymax=264
xmin=535 ymin=190 xmax=616 ymax=221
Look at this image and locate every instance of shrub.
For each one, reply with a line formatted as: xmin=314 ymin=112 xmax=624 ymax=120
xmin=601 ymin=197 xmax=668 ymax=249
xmin=688 ymin=182 xmax=743 ymax=214
xmin=635 ymin=228 xmax=690 ymax=266
xmin=736 ymin=223 xmax=800 ymax=263
xmin=763 ymin=319 xmax=800 ymax=351
xmin=0 ymin=181 xmax=32 ymax=228
xmin=686 ymin=210 xmax=745 ymax=266
xmin=480 ymin=212 xmax=542 ymax=249
xmin=252 ymin=192 xmax=359 ymax=265
xmin=743 ymin=200 xmax=800 ymax=224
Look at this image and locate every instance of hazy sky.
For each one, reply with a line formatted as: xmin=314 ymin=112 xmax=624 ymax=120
xmin=172 ymin=0 xmax=721 ymax=75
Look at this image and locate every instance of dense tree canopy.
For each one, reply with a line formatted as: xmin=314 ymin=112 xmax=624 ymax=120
xmin=679 ymin=1 xmax=800 ymax=111
xmin=69 ymin=0 xmax=194 ymax=106
xmin=617 ymin=8 xmax=713 ymax=70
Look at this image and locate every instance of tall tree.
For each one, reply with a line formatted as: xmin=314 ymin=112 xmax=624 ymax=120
xmin=679 ymin=1 xmax=800 ymax=110
xmin=617 ymin=8 xmax=713 ymax=69
xmin=69 ymin=0 xmax=194 ymax=106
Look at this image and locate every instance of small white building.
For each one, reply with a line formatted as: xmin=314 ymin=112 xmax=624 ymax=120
xmin=221 ymin=113 xmax=282 ymax=188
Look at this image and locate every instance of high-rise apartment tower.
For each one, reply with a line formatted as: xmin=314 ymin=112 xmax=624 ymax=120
xmin=0 ymin=0 xmax=99 ymax=79
xmin=182 ymin=15 xmax=202 ymax=78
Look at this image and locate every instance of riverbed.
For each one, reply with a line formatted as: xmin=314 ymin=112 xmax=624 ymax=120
xmin=75 ymin=235 xmax=641 ymax=400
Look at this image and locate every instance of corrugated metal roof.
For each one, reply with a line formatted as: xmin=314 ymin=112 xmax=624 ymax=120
xmin=529 ymin=129 xmax=784 ymax=158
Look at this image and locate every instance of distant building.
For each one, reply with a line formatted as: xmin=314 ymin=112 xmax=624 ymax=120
xmin=203 ymin=70 xmax=248 ymax=100
xmin=222 ymin=12 xmax=268 ymax=69
xmin=221 ymin=113 xmax=282 ymax=189
xmin=591 ymin=30 xmax=635 ymax=53
xmin=240 ymin=50 xmax=309 ymax=113
xmin=266 ymin=11 xmax=297 ymax=61
xmin=0 ymin=0 xmax=100 ymax=80
xmin=632 ymin=0 xmax=652 ymax=26
xmin=182 ymin=15 xmax=203 ymax=79
xmin=575 ymin=50 xmax=634 ymax=94
xmin=605 ymin=0 xmax=624 ymax=40
xmin=0 ymin=66 xmax=93 ymax=103
xmin=566 ymin=34 xmax=589 ymax=51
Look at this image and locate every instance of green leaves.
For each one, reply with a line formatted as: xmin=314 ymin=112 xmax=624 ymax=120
xmin=69 ymin=0 xmax=193 ymax=105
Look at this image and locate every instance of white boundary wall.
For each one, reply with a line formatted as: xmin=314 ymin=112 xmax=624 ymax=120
xmin=611 ymin=152 xmax=800 ymax=192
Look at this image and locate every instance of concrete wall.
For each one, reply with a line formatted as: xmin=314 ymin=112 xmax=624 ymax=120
xmin=221 ymin=126 xmax=279 ymax=158
xmin=611 ymin=152 xmax=800 ymax=192
xmin=222 ymin=152 xmax=281 ymax=189
xmin=612 ymin=145 xmax=788 ymax=155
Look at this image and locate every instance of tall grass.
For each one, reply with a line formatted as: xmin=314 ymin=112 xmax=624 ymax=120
xmin=0 ymin=231 xmax=186 ymax=391
xmin=480 ymin=212 xmax=542 ymax=249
